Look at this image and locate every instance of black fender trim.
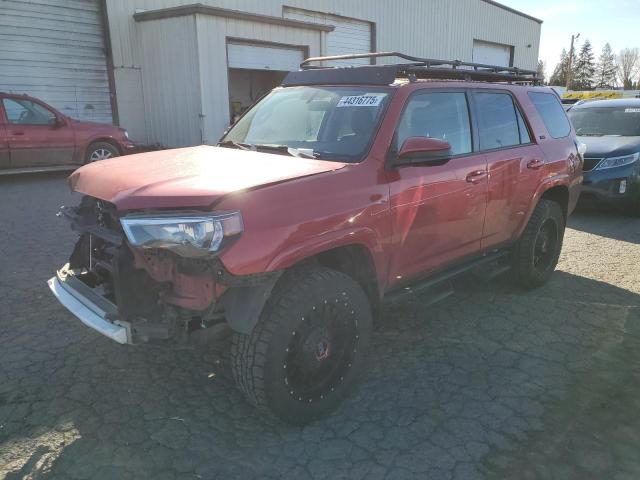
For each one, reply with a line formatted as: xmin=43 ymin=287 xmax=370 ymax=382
xmin=219 ymin=271 xmax=283 ymax=334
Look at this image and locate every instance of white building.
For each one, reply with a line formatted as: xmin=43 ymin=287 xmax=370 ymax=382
xmin=0 ymin=0 xmax=542 ymax=147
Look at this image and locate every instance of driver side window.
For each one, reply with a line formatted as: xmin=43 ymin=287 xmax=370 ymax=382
xmin=397 ymin=92 xmax=472 ymax=155
xmin=2 ymin=98 xmax=56 ymax=125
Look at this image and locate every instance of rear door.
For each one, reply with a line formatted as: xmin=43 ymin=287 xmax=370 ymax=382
xmin=471 ymin=90 xmax=545 ymax=248
xmin=0 ymin=101 xmax=9 ymax=169
xmin=2 ymin=97 xmax=76 ymax=167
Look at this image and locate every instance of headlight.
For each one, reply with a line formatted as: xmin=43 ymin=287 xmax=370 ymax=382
xmin=120 ymin=212 xmax=243 ymax=257
xmin=596 ymin=152 xmax=639 ymax=170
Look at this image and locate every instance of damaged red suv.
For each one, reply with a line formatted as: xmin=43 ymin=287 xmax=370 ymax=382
xmin=49 ymin=53 xmax=582 ymax=424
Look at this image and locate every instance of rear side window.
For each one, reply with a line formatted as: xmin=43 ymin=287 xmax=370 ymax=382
xmin=528 ymin=92 xmax=571 ymax=138
xmin=475 ymin=92 xmax=521 ymax=150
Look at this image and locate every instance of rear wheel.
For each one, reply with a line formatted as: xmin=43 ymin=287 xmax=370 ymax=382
xmin=230 ymin=266 xmax=372 ymax=424
xmin=85 ymin=142 xmax=119 ymax=163
xmin=512 ymin=199 xmax=565 ymax=289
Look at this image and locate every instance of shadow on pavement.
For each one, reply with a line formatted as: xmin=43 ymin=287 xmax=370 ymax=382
xmin=569 ymin=203 xmax=640 ymax=244
xmin=2 ymin=268 xmax=638 ymax=479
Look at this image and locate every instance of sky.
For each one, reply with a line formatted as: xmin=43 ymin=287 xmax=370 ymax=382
xmin=498 ymin=0 xmax=640 ymax=79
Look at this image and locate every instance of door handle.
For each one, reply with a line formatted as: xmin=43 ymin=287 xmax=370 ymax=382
xmin=11 ymin=131 xmax=25 ymax=136
xmin=527 ymin=159 xmax=544 ymax=170
xmin=466 ymin=170 xmax=487 ymax=183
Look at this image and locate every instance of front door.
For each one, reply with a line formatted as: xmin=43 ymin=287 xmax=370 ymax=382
xmin=387 ymin=90 xmax=488 ymax=288
xmin=2 ymin=97 xmax=75 ymax=167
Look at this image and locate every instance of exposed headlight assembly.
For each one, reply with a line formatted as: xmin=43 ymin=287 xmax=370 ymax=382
xmin=120 ymin=212 xmax=243 ymax=257
xmin=596 ymin=152 xmax=639 ymax=170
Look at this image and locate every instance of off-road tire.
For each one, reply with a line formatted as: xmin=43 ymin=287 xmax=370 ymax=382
xmin=85 ymin=142 xmax=119 ymax=163
xmin=230 ymin=266 xmax=372 ymax=425
xmin=512 ymin=199 xmax=565 ymax=289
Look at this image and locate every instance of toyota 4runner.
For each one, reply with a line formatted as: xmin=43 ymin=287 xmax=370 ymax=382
xmin=49 ymin=53 xmax=583 ymax=424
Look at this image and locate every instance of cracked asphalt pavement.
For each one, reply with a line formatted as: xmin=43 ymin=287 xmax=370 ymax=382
xmin=1 ymin=173 xmax=639 ymax=479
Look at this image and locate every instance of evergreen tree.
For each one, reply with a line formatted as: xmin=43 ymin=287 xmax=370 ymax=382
xmin=595 ymin=43 xmax=617 ymax=88
xmin=573 ymin=40 xmax=595 ymax=90
xmin=549 ymin=49 xmax=569 ymax=86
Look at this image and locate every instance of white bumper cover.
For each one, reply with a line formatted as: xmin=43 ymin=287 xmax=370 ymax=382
xmin=48 ymin=274 xmax=131 ymax=345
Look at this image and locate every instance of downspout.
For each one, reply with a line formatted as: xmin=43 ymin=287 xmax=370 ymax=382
xmin=100 ymin=0 xmax=119 ymax=125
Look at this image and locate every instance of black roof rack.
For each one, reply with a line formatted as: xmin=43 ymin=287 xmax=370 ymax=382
xmin=282 ymin=51 xmax=542 ymax=87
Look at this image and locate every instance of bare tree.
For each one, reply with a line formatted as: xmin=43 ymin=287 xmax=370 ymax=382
xmin=617 ymin=48 xmax=640 ymax=89
xmin=537 ymin=60 xmax=546 ymax=83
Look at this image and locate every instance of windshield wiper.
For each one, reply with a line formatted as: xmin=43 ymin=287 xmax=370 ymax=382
xmin=253 ymin=144 xmax=319 ymax=159
xmin=217 ymin=140 xmax=255 ymax=151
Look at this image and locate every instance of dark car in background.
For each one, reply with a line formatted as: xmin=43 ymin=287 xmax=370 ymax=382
xmin=568 ymin=98 xmax=640 ymax=215
xmin=0 ymin=93 xmax=136 ymax=174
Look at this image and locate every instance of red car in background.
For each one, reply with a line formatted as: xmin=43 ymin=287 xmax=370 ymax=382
xmin=0 ymin=92 xmax=136 ymax=173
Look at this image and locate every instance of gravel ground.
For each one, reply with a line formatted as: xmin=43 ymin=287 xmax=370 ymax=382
xmin=1 ymin=173 xmax=639 ymax=480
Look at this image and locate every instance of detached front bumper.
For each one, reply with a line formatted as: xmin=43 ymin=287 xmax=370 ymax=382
xmin=48 ymin=269 xmax=132 ymax=345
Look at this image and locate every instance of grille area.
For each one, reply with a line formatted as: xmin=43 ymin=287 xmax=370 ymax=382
xmin=583 ymin=157 xmax=603 ymax=172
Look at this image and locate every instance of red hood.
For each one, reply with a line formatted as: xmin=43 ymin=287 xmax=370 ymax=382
xmin=68 ymin=145 xmax=347 ymax=211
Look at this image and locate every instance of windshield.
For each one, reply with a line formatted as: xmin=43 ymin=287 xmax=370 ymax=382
xmin=568 ymin=106 xmax=640 ymax=136
xmin=221 ymin=86 xmax=391 ymax=162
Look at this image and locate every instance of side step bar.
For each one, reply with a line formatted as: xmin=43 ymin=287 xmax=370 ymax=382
xmin=386 ymin=250 xmax=510 ymax=302
xmin=48 ymin=271 xmax=132 ymax=344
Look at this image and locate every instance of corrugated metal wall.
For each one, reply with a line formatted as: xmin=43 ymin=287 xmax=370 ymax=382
xmin=0 ymin=0 xmax=112 ymax=123
xmin=137 ymin=16 xmax=202 ymax=147
xmin=106 ymin=0 xmax=541 ymax=145
xmin=136 ymin=13 xmax=322 ymax=146
xmin=107 ymin=0 xmax=540 ymax=69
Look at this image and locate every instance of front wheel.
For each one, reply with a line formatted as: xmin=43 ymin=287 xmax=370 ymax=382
xmin=85 ymin=142 xmax=119 ymax=163
xmin=230 ymin=267 xmax=372 ymax=424
xmin=512 ymin=199 xmax=565 ymax=289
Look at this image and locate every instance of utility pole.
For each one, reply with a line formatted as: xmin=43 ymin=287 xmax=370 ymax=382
xmin=566 ymin=33 xmax=580 ymax=90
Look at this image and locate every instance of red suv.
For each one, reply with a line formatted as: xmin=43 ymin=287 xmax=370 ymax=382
xmin=49 ymin=53 xmax=582 ymax=424
xmin=0 ymin=93 xmax=135 ymax=173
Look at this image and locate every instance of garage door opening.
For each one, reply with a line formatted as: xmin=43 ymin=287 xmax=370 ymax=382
xmin=227 ymin=41 xmax=305 ymax=122
xmin=228 ymin=69 xmax=288 ymax=122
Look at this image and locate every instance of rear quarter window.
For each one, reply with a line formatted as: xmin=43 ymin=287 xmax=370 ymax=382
xmin=528 ymin=92 xmax=571 ymax=139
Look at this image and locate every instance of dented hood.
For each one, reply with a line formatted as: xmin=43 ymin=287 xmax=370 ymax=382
xmin=68 ymin=145 xmax=347 ymax=211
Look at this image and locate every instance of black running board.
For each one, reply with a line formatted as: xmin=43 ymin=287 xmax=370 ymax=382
xmin=386 ymin=250 xmax=510 ymax=302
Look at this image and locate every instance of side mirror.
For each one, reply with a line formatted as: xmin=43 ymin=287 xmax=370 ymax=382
xmin=48 ymin=116 xmax=64 ymax=128
xmin=394 ymin=137 xmax=452 ymax=167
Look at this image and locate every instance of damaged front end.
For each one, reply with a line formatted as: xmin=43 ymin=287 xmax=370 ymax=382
xmin=49 ymin=197 xmax=279 ymax=345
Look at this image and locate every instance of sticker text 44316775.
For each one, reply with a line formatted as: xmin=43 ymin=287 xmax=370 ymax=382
xmin=336 ymin=94 xmax=385 ymax=108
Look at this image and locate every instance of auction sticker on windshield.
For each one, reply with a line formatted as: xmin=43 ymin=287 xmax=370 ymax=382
xmin=337 ymin=94 xmax=385 ymax=107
